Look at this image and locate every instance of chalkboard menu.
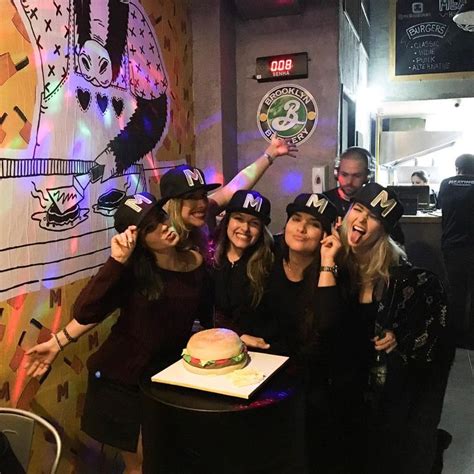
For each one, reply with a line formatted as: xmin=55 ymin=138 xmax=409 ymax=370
xmin=392 ymin=0 xmax=474 ymax=78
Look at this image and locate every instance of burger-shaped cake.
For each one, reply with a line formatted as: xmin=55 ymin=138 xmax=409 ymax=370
xmin=182 ymin=328 xmax=249 ymax=375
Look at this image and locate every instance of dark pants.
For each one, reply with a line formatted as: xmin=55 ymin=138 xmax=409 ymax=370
xmin=443 ymin=246 xmax=474 ymax=347
xmin=368 ymin=359 xmax=452 ymax=474
xmin=306 ymin=376 xmax=368 ymax=474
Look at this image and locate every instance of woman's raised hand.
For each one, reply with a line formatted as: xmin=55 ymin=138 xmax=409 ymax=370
xmin=24 ymin=337 xmax=60 ymax=378
xmin=320 ymin=226 xmax=342 ymax=265
xmin=111 ymin=225 xmax=138 ymax=264
xmin=265 ymin=134 xmax=298 ymax=160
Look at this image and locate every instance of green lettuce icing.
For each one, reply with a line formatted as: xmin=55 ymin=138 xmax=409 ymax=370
xmin=181 ymin=345 xmax=246 ymax=367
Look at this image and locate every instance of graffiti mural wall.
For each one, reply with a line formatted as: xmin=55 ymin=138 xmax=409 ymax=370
xmin=0 ymin=0 xmax=194 ymax=470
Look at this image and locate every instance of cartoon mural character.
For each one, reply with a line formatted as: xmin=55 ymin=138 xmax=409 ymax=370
xmin=0 ymin=0 xmax=171 ymax=299
xmin=20 ymin=0 xmax=169 ymax=228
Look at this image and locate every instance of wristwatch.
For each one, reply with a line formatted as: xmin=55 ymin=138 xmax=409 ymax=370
xmin=320 ymin=264 xmax=338 ymax=277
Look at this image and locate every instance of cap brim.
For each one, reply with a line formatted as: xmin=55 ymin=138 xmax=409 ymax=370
xmin=285 ymin=203 xmax=332 ymax=232
xmin=156 ymin=196 xmax=169 ymax=210
xmin=286 ymin=203 xmax=298 ymax=217
xmin=204 ymin=183 xmax=221 ymax=193
xmin=172 ymin=182 xmax=221 ymax=198
xmin=226 ymin=207 xmax=271 ymax=225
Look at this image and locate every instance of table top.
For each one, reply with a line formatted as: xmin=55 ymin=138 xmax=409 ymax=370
xmin=139 ymin=360 xmax=302 ymax=414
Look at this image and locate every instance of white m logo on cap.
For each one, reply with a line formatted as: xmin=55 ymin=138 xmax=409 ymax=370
xmin=124 ymin=194 xmax=152 ymax=213
xmin=183 ymin=169 xmax=204 ymax=187
xmin=305 ymin=194 xmax=328 ymax=213
xmin=134 ymin=194 xmax=152 ymax=205
xmin=370 ymin=191 xmax=397 ymax=217
xmin=243 ymin=193 xmax=262 ymax=212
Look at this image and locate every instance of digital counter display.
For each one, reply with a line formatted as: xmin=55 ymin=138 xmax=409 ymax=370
xmin=255 ymin=52 xmax=308 ymax=82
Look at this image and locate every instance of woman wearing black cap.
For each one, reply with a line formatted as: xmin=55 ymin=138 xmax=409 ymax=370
xmin=333 ymin=183 xmax=452 ymax=474
xmin=258 ymin=193 xmax=341 ymax=357
xmin=211 ymin=189 xmax=274 ymax=349
xmin=159 ymin=135 xmax=297 ymax=258
xmin=24 ymin=192 xmax=213 ymax=473
xmin=253 ymin=193 xmax=342 ymax=473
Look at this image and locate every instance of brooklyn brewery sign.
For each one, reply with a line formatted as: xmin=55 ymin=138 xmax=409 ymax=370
xmin=257 ymin=84 xmax=318 ymax=145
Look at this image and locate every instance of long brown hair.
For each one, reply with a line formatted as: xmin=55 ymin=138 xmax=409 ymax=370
xmin=280 ymin=219 xmax=323 ymax=353
xmin=214 ymin=213 xmax=274 ymax=307
xmin=129 ymin=207 xmax=168 ymax=300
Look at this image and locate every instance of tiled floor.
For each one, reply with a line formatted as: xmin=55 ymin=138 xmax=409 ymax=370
xmin=439 ymin=349 xmax=474 ymax=474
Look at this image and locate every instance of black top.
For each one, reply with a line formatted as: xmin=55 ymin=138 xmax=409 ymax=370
xmin=329 ymin=298 xmax=377 ymax=390
xmin=258 ymin=253 xmax=341 ymax=359
xmin=211 ymin=252 xmax=261 ymax=336
xmin=324 ymin=187 xmax=350 ymax=217
xmin=438 ymin=174 xmax=474 ymax=250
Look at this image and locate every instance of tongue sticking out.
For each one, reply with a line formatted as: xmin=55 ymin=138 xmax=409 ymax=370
xmin=350 ymin=228 xmax=364 ymax=244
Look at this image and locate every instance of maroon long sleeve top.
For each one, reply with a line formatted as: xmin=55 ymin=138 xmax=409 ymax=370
xmin=74 ymin=257 xmax=213 ymax=385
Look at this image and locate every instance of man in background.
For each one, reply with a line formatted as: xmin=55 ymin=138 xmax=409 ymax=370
xmin=438 ymin=154 xmax=474 ymax=349
xmin=324 ymin=147 xmax=373 ymax=216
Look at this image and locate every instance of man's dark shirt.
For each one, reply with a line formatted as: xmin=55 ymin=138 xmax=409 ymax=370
xmin=324 ymin=187 xmax=350 ymax=217
xmin=438 ymin=174 xmax=474 ymax=250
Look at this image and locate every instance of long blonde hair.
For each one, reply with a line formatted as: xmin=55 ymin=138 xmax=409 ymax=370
xmin=338 ymin=218 xmax=406 ymax=296
xmin=214 ymin=214 xmax=274 ymax=307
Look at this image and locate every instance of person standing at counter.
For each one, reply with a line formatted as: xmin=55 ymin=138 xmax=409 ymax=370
xmin=211 ymin=189 xmax=273 ymax=350
xmin=159 ymin=134 xmax=298 ymax=259
xmin=24 ymin=193 xmax=213 ymax=474
xmin=336 ymin=183 xmax=452 ymax=474
xmin=438 ymin=153 xmax=474 ymax=349
xmin=411 ymin=170 xmax=437 ymax=206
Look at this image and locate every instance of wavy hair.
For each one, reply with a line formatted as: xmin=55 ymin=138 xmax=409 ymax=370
xmin=214 ymin=213 xmax=274 ymax=307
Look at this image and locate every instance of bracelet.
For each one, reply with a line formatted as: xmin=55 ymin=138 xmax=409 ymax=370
xmin=53 ymin=333 xmax=64 ymax=351
xmin=263 ymin=152 xmax=275 ymax=166
xmin=320 ymin=264 xmax=338 ymax=277
xmin=62 ymin=327 xmax=78 ymax=343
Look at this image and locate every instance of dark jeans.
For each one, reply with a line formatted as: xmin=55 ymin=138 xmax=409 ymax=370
xmin=443 ymin=246 xmax=474 ymax=347
xmin=368 ymin=359 xmax=452 ymax=474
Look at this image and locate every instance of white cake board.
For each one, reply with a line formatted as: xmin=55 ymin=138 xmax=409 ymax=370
xmin=150 ymin=351 xmax=289 ymax=399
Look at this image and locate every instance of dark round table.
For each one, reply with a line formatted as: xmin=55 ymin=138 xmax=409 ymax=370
xmin=139 ymin=361 xmax=307 ymax=474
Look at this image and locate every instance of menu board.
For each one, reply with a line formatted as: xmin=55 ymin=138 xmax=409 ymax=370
xmin=392 ymin=0 xmax=474 ymax=78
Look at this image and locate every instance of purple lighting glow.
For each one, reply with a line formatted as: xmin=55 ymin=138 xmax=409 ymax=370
xmin=281 ymin=171 xmax=303 ymax=194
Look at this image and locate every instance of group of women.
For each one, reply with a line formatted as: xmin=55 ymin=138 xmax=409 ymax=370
xmin=25 ymin=137 xmax=452 ymax=474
